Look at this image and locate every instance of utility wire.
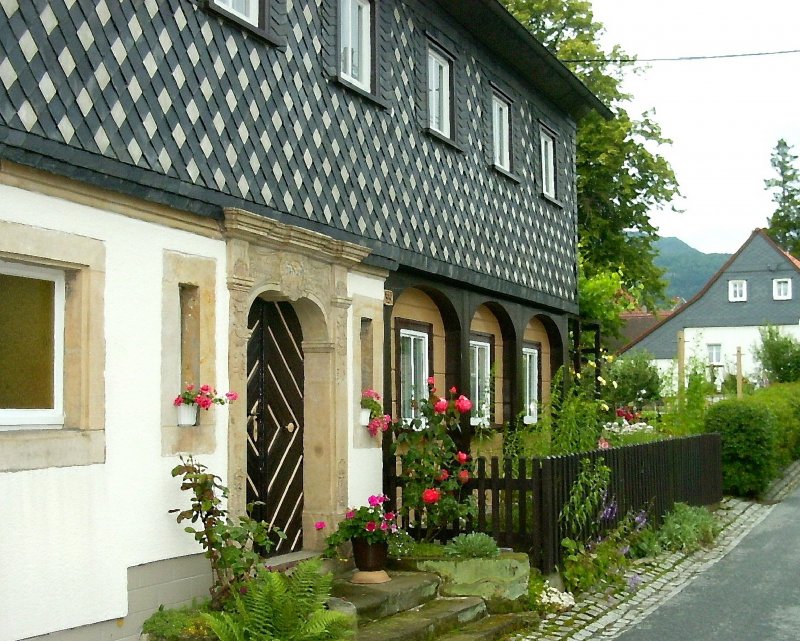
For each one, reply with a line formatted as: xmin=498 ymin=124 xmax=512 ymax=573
xmin=562 ymin=48 xmax=800 ymax=63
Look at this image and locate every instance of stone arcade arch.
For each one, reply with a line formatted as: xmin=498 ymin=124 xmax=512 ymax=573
xmin=224 ymin=209 xmax=371 ymax=552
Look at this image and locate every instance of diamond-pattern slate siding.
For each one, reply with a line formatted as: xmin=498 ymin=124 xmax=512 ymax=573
xmin=0 ymin=0 xmax=581 ymax=309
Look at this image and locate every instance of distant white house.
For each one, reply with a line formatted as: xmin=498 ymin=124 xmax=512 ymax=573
xmin=621 ymin=229 xmax=800 ymax=387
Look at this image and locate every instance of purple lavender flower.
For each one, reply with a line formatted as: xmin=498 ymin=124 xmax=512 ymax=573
xmin=634 ymin=510 xmax=648 ymax=530
xmin=600 ymin=499 xmax=618 ymax=522
xmin=627 ymin=573 xmax=643 ymax=592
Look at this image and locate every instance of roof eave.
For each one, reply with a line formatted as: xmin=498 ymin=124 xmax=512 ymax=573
xmin=435 ymin=0 xmax=613 ymax=121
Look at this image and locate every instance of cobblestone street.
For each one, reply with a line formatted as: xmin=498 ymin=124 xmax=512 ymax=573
xmin=516 ymin=461 xmax=800 ymax=641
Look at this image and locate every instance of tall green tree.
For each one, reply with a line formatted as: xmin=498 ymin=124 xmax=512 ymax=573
xmin=501 ymin=0 xmax=680 ymax=330
xmin=765 ymin=138 xmax=800 ymax=256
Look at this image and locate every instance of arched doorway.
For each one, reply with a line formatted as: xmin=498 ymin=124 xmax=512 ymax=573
xmin=246 ymin=298 xmax=305 ymax=554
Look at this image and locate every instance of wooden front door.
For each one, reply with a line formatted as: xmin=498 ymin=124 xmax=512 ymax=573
xmin=246 ymin=299 xmax=304 ymax=554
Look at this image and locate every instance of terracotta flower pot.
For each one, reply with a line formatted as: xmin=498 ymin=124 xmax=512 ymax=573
xmin=351 ymin=538 xmax=388 ymax=572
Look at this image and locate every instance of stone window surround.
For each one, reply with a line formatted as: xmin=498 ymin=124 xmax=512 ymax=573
xmin=160 ymin=251 xmax=218 ymax=456
xmin=0 ymin=220 xmax=106 ymax=472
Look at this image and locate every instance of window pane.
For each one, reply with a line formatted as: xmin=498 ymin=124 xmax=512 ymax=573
xmin=351 ymin=0 xmax=361 ymax=78
xmin=412 ymin=335 xmax=426 ymax=407
xmin=0 ymin=273 xmax=55 ymax=409
xmin=340 ymin=0 xmax=350 ymax=74
xmin=523 ymin=348 xmax=539 ymax=419
xmin=400 ymin=333 xmax=413 ymax=418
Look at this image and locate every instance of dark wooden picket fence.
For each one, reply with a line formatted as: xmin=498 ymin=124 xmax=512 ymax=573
xmin=385 ymin=433 xmax=723 ymax=573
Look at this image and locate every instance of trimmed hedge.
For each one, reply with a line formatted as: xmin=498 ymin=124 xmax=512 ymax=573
xmin=746 ymin=383 xmax=800 ymax=467
xmin=704 ymin=399 xmax=777 ymax=497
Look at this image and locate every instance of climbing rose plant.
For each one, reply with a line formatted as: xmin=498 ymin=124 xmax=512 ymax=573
xmin=392 ymin=379 xmax=476 ymax=540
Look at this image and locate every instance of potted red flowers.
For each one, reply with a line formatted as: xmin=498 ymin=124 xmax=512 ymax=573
xmin=322 ymin=494 xmax=398 ymax=572
xmin=173 ymin=384 xmax=238 ymax=426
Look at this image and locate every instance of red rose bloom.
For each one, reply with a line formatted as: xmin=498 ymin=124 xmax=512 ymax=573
xmin=422 ymin=488 xmax=441 ymax=504
xmin=454 ymin=395 xmax=472 ymax=413
xmin=458 ymin=469 xmax=470 ymax=484
xmin=433 ymin=398 xmax=448 ymax=414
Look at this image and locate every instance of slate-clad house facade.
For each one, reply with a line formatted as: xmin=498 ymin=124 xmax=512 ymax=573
xmin=622 ymin=229 xmax=800 ymax=385
xmin=0 ymin=1 xmax=607 ymax=639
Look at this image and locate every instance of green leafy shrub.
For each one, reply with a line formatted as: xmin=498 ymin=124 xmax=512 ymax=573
xmin=605 ymin=351 xmax=662 ymax=408
xmin=444 ymin=532 xmax=499 ymax=558
xmin=170 ymin=456 xmax=286 ymax=609
xmin=746 ymin=383 xmax=800 ymax=466
xmin=657 ymin=503 xmax=719 ymax=553
xmin=704 ymin=400 xmax=778 ymax=497
xmin=545 ymin=367 xmax=605 ymax=455
xmin=559 ymin=457 xmax=611 ymax=542
xmin=142 ymin=604 xmax=215 ymax=641
xmin=561 ymin=530 xmax=629 ymax=594
xmin=202 ymin=558 xmax=352 ymax=641
xmin=755 ymin=325 xmax=800 ymax=383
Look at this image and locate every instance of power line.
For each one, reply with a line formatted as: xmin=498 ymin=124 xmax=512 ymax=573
xmin=562 ymin=48 xmax=800 ymax=63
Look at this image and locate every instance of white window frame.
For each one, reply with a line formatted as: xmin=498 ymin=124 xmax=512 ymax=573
xmin=773 ymin=278 xmax=792 ymax=300
xmin=540 ymin=128 xmax=556 ymax=198
xmin=492 ymin=93 xmax=511 ymax=170
xmin=215 ymin=0 xmax=260 ymax=26
xmin=522 ymin=347 xmax=540 ymax=424
xmin=399 ymin=328 xmax=429 ymax=424
xmin=707 ymin=343 xmax=722 ymax=366
xmin=469 ymin=340 xmax=492 ymax=426
xmin=427 ymin=46 xmax=451 ymax=138
xmin=728 ymin=279 xmax=747 ymax=302
xmin=0 ymin=260 xmax=65 ymax=429
xmin=339 ymin=0 xmax=372 ymax=91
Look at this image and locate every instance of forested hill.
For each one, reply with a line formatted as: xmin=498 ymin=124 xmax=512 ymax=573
xmin=654 ymin=237 xmax=730 ymax=302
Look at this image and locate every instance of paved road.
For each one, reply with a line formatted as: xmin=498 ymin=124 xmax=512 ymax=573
xmin=614 ymin=484 xmax=800 ymax=641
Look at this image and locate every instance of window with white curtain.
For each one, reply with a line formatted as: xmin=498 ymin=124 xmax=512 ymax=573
xmin=427 ymin=47 xmax=451 ymax=137
xmin=492 ymin=93 xmax=511 ymax=170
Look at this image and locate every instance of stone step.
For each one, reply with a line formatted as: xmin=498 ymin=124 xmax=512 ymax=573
xmin=436 ymin=612 xmax=539 ymax=641
xmin=332 ymin=572 xmax=441 ymax=622
xmin=356 ymin=596 xmax=487 ymax=641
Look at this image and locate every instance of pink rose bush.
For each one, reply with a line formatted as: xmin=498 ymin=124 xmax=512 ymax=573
xmin=174 ymin=383 xmax=238 ymax=409
xmin=391 ymin=381 xmax=476 ymax=540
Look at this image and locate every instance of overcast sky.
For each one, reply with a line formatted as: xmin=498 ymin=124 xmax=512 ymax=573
xmin=588 ymin=0 xmax=800 ymax=255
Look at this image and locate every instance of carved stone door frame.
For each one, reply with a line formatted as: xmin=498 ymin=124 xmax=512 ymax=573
xmin=223 ymin=208 xmax=370 ymax=551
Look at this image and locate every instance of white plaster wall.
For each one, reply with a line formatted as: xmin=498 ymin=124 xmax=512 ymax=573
xmin=346 ymin=271 xmax=385 ymax=506
xmin=652 ymin=324 xmax=800 ymax=393
xmin=683 ymin=325 xmax=800 ymax=382
xmin=0 ymin=184 xmax=229 ymax=641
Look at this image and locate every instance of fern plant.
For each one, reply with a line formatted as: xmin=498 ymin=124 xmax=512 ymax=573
xmin=202 ymin=558 xmax=353 ymax=641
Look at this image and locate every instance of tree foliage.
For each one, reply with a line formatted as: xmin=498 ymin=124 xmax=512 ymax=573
xmin=500 ymin=0 xmax=680 ymax=327
xmin=765 ymin=138 xmax=800 ymax=256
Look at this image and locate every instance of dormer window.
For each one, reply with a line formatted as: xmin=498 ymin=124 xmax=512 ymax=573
xmin=728 ymin=279 xmax=747 ymax=302
xmin=773 ymin=278 xmax=792 ymax=300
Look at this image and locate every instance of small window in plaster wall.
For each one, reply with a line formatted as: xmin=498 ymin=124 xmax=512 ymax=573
xmin=161 ymin=252 xmax=217 ymax=455
xmin=522 ymin=344 xmax=541 ymax=424
xmin=360 ymin=317 xmax=374 ymax=390
xmin=180 ymin=284 xmax=201 ymax=388
xmin=398 ymin=327 xmax=429 ymax=425
xmin=469 ymin=339 xmax=492 ymax=427
xmin=707 ymin=343 xmax=722 ymax=366
xmin=0 ymin=219 xmax=106 ymax=472
xmin=0 ymin=261 xmax=64 ymax=427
